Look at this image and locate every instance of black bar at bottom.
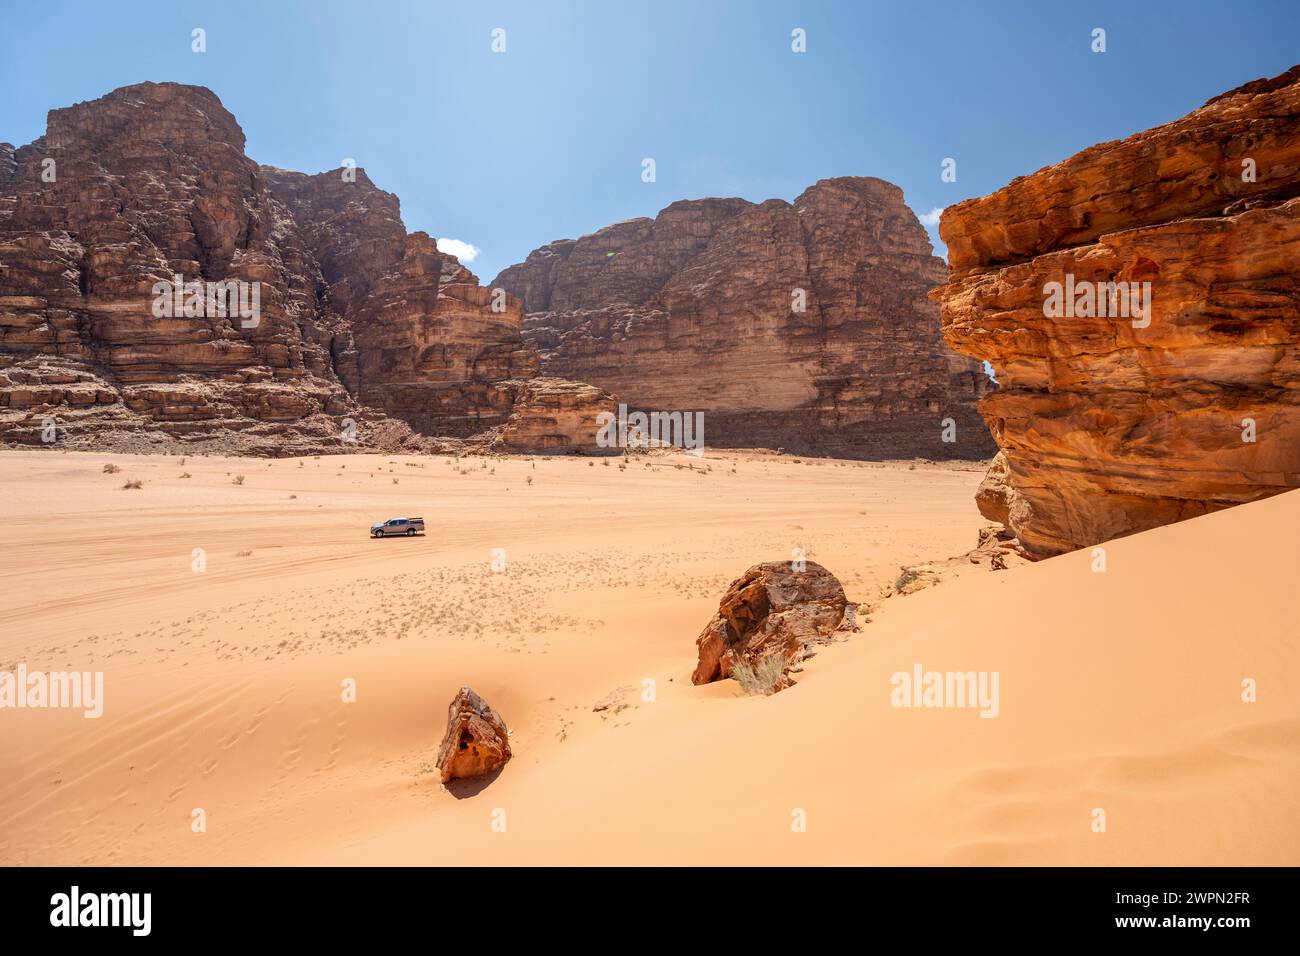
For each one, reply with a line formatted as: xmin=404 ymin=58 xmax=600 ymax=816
xmin=0 ymin=866 xmax=1290 ymax=941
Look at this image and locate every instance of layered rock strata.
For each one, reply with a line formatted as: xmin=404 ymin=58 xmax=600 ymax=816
xmin=0 ymin=82 xmax=604 ymax=454
xmin=934 ymin=64 xmax=1300 ymax=556
xmin=495 ymin=178 xmax=994 ymax=459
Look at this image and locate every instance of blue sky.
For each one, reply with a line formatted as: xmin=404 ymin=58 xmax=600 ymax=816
xmin=2 ymin=0 xmax=1296 ymax=279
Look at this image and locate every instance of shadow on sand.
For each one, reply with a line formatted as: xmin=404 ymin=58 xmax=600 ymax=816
xmin=445 ymin=766 xmax=504 ymax=799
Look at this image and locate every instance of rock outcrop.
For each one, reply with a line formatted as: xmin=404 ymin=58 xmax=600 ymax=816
xmin=692 ymin=561 xmax=848 ymax=691
xmin=490 ymin=376 xmax=617 ymax=454
xmin=934 ymin=64 xmax=1300 ymax=556
xmin=435 ymin=686 xmax=512 ymax=784
xmin=0 ymin=82 xmax=602 ymax=454
xmin=494 ymin=179 xmax=994 ymax=459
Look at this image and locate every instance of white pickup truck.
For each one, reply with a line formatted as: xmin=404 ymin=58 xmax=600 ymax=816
xmin=370 ymin=516 xmax=425 ymax=538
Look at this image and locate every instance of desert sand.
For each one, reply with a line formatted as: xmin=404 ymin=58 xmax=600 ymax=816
xmin=0 ymin=448 xmax=1295 ymax=866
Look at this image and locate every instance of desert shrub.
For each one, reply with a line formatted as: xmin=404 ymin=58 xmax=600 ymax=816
xmin=894 ymin=568 xmax=923 ymax=591
xmin=122 ymin=479 xmax=143 ymax=490
xmin=232 ymin=474 xmax=245 ymax=485
xmin=102 ymin=463 xmax=120 ymax=474
xmin=732 ymin=647 xmax=787 ymax=696
xmin=893 ymin=568 xmax=939 ymax=594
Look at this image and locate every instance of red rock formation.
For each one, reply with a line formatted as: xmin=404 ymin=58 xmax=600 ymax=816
xmin=490 ymin=376 xmax=617 ymax=454
xmin=0 ymin=82 xmax=595 ymax=454
xmin=692 ymin=561 xmax=848 ymax=692
xmin=934 ymin=64 xmax=1300 ymax=556
xmin=495 ymin=179 xmax=994 ymax=459
xmin=261 ymin=169 xmax=544 ymax=438
xmin=435 ymin=686 xmax=512 ymax=784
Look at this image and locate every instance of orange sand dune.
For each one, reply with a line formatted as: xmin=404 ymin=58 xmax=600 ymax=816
xmin=0 ymin=449 xmax=1295 ymax=865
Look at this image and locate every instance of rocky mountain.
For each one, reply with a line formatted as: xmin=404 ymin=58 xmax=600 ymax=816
xmin=0 ymin=82 xmax=611 ymax=455
xmin=494 ymin=178 xmax=995 ymax=459
xmin=934 ymin=64 xmax=1300 ymax=557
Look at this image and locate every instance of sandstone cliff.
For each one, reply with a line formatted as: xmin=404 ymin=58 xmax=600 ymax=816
xmin=494 ymin=178 xmax=994 ymax=459
xmin=934 ymin=64 xmax=1300 ymax=556
xmin=0 ymin=82 xmax=610 ymax=454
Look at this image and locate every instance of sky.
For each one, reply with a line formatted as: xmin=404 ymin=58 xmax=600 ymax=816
xmin=1 ymin=0 xmax=1297 ymax=281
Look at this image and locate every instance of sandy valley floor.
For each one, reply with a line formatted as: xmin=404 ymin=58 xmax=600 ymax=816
xmin=0 ymin=448 xmax=1296 ymax=865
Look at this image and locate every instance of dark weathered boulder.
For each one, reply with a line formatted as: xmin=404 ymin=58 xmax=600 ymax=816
xmin=692 ymin=561 xmax=847 ymax=691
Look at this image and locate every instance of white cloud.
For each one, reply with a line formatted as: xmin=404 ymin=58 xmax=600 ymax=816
xmin=918 ymin=207 xmax=944 ymax=228
xmin=435 ymin=238 xmax=480 ymax=263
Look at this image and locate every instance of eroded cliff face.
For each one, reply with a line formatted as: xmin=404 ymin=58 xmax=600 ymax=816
xmin=494 ymin=178 xmax=994 ymax=459
xmin=0 ymin=82 xmax=606 ymax=454
xmin=934 ymin=64 xmax=1300 ymax=557
xmin=260 ymin=168 xmax=544 ymax=439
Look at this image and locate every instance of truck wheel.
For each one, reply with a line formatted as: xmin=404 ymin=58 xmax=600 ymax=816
xmin=406 ymin=528 xmax=415 ymax=536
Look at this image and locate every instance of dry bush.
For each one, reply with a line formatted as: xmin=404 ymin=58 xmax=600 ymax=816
xmin=732 ymin=647 xmax=787 ymax=696
xmin=894 ymin=568 xmax=922 ymax=591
